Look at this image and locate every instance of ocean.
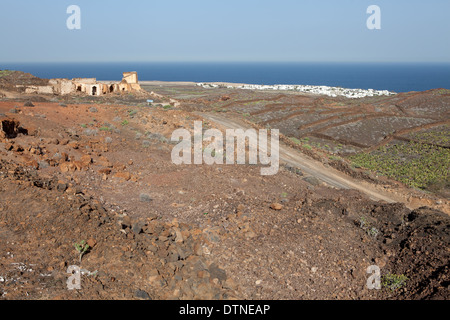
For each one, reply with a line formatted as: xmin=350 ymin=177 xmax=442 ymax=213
xmin=1 ymin=62 xmax=450 ymax=93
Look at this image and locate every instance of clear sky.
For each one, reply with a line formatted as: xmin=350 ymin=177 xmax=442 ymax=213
xmin=0 ymin=0 xmax=449 ymax=63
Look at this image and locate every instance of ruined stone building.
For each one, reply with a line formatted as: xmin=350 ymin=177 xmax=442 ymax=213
xmin=19 ymin=72 xmax=143 ymax=96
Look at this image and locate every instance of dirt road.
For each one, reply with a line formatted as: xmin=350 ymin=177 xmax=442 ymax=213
xmin=200 ymin=112 xmax=446 ymax=210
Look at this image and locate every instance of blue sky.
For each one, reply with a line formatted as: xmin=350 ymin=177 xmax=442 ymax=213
xmin=0 ymin=0 xmax=449 ymax=63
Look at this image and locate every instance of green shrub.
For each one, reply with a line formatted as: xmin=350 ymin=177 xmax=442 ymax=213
xmin=382 ymin=273 xmax=408 ymax=291
xmin=74 ymin=240 xmax=90 ymax=263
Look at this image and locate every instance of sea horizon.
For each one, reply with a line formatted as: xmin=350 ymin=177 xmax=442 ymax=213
xmin=1 ymin=61 xmax=450 ymax=93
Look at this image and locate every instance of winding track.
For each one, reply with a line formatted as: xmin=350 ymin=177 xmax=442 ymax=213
xmin=200 ymin=112 xmax=400 ymax=204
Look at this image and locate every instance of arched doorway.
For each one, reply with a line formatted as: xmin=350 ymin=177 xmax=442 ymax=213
xmin=92 ymin=86 xmax=97 ymax=96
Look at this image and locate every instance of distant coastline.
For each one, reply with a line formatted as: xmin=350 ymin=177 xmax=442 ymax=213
xmin=137 ymin=80 xmax=397 ymax=98
xmin=139 ymin=80 xmax=396 ymax=98
xmin=2 ymin=62 xmax=450 ymax=93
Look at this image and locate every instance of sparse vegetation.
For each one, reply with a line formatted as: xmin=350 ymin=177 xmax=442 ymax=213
xmin=382 ymin=273 xmax=408 ymax=291
xmin=74 ymin=240 xmax=90 ymax=263
xmin=242 ymin=100 xmax=269 ymax=106
xmin=359 ymin=217 xmax=380 ymax=239
xmin=329 ymin=155 xmax=342 ymax=161
xmin=367 ymin=226 xmax=379 ymax=238
xmin=408 ymin=127 xmax=449 ymax=147
xmin=350 ymin=140 xmax=450 ymax=190
xmin=433 ymin=89 xmax=450 ymax=95
xmin=128 ymin=110 xmax=138 ymax=117
xmin=0 ymin=70 xmax=13 ymax=77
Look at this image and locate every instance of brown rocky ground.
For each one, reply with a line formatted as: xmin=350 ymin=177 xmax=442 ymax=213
xmin=0 ymin=74 xmax=448 ymax=300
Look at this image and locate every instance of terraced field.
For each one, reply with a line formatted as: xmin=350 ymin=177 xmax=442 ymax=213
xmin=141 ymin=83 xmax=450 ymax=195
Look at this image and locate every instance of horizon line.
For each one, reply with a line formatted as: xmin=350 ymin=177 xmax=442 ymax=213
xmin=2 ymin=60 xmax=450 ymax=65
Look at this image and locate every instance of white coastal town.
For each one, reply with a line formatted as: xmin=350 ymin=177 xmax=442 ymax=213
xmin=197 ymin=82 xmax=396 ymax=99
